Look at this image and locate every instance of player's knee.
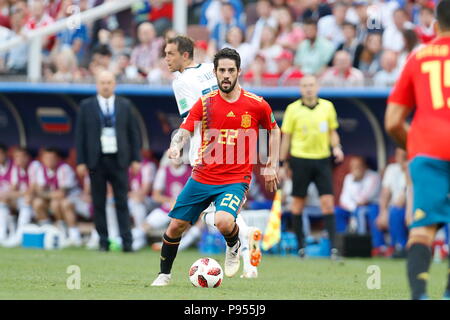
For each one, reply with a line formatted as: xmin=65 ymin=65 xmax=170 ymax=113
xmin=32 ymin=198 xmax=44 ymax=210
xmin=214 ymin=215 xmax=234 ymax=234
xmin=167 ymin=219 xmax=188 ymax=237
xmin=407 ymin=227 xmax=437 ymax=247
xmin=291 ymin=197 xmax=305 ymax=214
xmin=61 ymin=199 xmax=74 ymax=211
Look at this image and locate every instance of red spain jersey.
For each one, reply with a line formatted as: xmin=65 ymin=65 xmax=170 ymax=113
xmin=388 ymin=36 xmax=450 ymax=161
xmin=180 ymin=88 xmax=277 ymax=185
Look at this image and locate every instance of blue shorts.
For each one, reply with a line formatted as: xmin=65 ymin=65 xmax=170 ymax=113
xmin=168 ymin=178 xmax=249 ymax=224
xmin=409 ymin=156 xmax=450 ymax=229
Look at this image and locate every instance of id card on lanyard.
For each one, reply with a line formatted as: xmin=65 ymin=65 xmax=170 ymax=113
xmin=99 ymin=105 xmax=118 ymax=154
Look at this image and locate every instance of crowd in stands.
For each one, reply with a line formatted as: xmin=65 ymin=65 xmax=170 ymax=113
xmin=0 ymin=0 xmax=440 ymax=86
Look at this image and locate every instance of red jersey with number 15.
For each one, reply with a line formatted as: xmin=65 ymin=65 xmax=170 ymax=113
xmin=180 ymin=88 xmax=277 ymax=185
xmin=388 ymin=36 xmax=450 ymax=161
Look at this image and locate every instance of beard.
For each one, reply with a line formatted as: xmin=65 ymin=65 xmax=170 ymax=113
xmin=218 ymin=78 xmax=237 ymax=94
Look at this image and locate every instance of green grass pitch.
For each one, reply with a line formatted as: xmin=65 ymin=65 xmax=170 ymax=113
xmin=0 ymin=247 xmax=448 ymax=300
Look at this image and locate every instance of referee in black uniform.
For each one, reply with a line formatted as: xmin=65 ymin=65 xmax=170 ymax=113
xmin=280 ymin=75 xmax=344 ymax=259
xmin=75 ymin=70 xmax=141 ymax=252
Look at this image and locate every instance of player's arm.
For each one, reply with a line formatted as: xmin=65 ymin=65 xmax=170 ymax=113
xmin=376 ymin=185 xmax=392 ymax=230
xmin=169 ymin=98 xmax=203 ymax=160
xmin=330 ymin=130 xmax=344 ymax=162
xmin=261 ymin=100 xmax=280 ymax=192
xmin=385 ymin=54 xmax=415 ymax=149
xmin=385 ymin=104 xmax=411 ymax=150
xmin=263 ymin=124 xmax=280 ymax=193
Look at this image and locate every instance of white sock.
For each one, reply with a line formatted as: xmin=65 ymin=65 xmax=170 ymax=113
xmin=236 ymin=214 xmax=250 ymax=245
xmin=203 ymin=211 xmax=215 ymax=228
xmin=106 ymin=199 xmax=120 ymax=239
xmin=0 ymin=203 xmax=11 ymax=239
xmin=69 ymin=227 xmax=81 ymax=240
xmin=129 ymin=201 xmax=147 ymax=228
xmin=179 ymin=225 xmax=202 ymax=251
xmin=17 ymin=205 xmax=33 ymax=235
xmin=89 ymin=229 xmax=99 ymax=241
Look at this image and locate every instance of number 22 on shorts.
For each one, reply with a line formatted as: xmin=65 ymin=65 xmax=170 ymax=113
xmin=220 ymin=193 xmax=241 ymax=211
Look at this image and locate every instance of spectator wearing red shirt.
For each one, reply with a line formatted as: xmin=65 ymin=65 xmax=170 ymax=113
xmin=321 ymin=50 xmax=364 ymax=87
xmin=415 ymin=5 xmax=436 ymax=44
xmin=25 ymin=0 xmax=55 ymax=52
xmin=148 ymin=0 xmax=173 ymax=36
xmin=242 ymin=54 xmax=279 ymax=86
xmin=274 ymin=49 xmax=303 ymax=86
xmin=0 ymin=0 xmax=10 ymax=28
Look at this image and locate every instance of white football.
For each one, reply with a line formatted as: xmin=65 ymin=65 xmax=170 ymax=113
xmin=189 ymin=257 xmax=223 ymax=288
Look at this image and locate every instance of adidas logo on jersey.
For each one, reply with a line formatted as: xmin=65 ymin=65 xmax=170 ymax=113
xmin=227 ymin=111 xmax=236 ymax=117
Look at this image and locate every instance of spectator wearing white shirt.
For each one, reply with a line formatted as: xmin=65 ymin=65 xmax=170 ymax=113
xmin=320 ymin=50 xmax=364 ymax=87
xmin=317 ymin=1 xmax=349 ymax=49
xmin=249 ymin=0 xmax=278 ymax=50
xmin=256 ymin=25 xmax=283 ymax=74
xmin=373 ymin=50 xmax=400 ymax=87
xmin=335 ymin=156 xmax=385 ymax=255
xmin=376 ymin=148 xmax=408 ymax=258
xmin=222 ymin=26 xmax=256 ymax=72
xmin=382 ymin=8 xmax=415 ymax=53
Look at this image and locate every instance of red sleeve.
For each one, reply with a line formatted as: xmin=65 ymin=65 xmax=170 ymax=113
xmin=180 ymin=97 xmax=203 ymax=132
xmin=388 ymin=54 xmax=416 ymax=108
xmin=259 ymin=99 xmax=277 ymax=130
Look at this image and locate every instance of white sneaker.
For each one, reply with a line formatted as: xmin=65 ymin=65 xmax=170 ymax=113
xmin=241 ymin=265 xmax=258 ymax=279
xmin=151 ymin=273 xmax=171 ymax=286
xmin=2 ymin=234 xmax=22 ymax=248
xmin=66 ymin=236 xmax=83 ymax=248
xmin=225 ymin=240 xmax=241 ymax=277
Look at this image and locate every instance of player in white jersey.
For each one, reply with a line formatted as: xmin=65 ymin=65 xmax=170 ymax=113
xmin=163 ymin=36 xmax=261 ymax=279
xmin=2 ymin=148 xmax=38 ymax=247
xmin=32 ymin=148 xmax=83 ymax=246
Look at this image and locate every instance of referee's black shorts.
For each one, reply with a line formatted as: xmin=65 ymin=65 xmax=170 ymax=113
xmin=289 ymin=156 xmax=334 ymax=198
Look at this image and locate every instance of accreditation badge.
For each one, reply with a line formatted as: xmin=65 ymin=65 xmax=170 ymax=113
xmin=101 ymin=127 xmax=118 ymax=154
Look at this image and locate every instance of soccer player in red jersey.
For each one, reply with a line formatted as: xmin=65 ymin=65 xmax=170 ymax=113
xmin=151 ymin=48 xmax=280 ymax=286
xmin=385 ymin=0 xmax=450 ymax=300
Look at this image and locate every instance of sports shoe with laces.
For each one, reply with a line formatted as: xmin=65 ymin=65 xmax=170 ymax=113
xmin=225 ymin=240 xmax=241 ymax=277
xmin=151 ymin=273 xmax=171 ymax=286
xmin=248 ymin=227 xmax=262 ymax=267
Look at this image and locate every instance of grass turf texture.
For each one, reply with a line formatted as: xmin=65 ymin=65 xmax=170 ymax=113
xmin=0 ymin=247 xmax=448 ymax=300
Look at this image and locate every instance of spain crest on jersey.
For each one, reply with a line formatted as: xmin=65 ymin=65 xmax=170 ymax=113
xmin=241 ymin=114 xmax=251 ymax=128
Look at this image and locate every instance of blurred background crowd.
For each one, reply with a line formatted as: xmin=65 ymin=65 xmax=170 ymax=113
xmin=0 ymin=0 xmax=440 ymax=86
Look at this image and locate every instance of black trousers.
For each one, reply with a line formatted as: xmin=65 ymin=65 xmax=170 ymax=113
xmin=89 ymin=154 xmax=132 ymax=248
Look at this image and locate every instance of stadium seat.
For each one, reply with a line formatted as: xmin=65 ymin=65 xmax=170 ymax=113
xmin=186 ymin=24 xmax=210 ymax=42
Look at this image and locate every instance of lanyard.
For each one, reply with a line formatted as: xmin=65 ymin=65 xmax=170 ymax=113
xmin=98 ymin=102 xmax=116 ymax=128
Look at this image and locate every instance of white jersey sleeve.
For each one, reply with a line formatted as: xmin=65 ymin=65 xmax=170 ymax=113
xmin=172 ymin=63 xmax=218 ymax=117
xmin=141 ymin=161 xmax=157 ymax=187
xmin=57 ymin=164 xmax=78 ymax=190
xmin=153 ymin=166 xmax=167 ymax=192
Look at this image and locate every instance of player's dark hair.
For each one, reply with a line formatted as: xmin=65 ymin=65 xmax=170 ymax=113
xmin=166 ymin=36 xmax=194 ymax=60
xmin=436 ymin=0 xmax=450 ymax=31
xmin=92 ymin=44 xmax=112 ymax=57
xmin=303 ymin=18 xmax=318 ymax=27
xmin=14 ymin=146 xmax=29 ymax=155
xmin=213 ymin=47 xmax=241 ymax=70
xmin=43 ymin=147 xmax=61 ymax=157
xmin=343 ymin=21 xmax=357 ymax=30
